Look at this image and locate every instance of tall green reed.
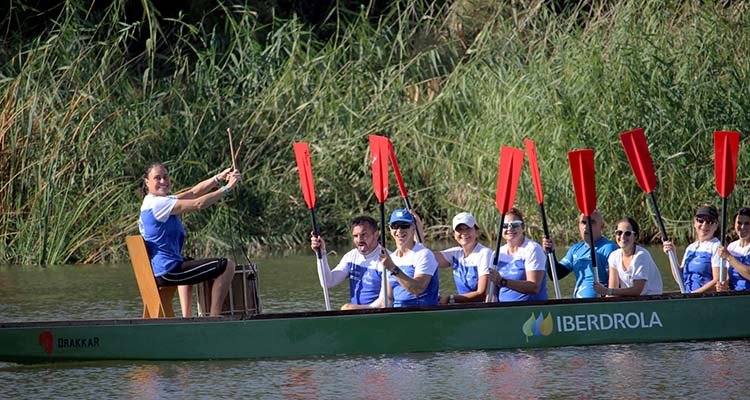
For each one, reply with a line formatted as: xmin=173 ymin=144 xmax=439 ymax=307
xmin=2 ymin=1 xmax=750 ymax=265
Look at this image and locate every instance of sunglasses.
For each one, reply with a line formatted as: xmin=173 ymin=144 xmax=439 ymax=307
xmin=390 ymin=222 xmax=412 ymax=230
xmin=695 ymin=216 xmax=717 ymax=225
xmin=615 ymin=230 xmax=635 ymax=237
xmin=502 ymin=220 xmax=523 ymax=229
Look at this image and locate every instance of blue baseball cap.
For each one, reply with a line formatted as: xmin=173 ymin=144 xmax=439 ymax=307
xmin=389 ymin=209 xmax=415 ymax=224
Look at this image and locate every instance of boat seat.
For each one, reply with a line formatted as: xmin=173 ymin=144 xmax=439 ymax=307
xmin=125 ymin=235 xmax=176 ymax=318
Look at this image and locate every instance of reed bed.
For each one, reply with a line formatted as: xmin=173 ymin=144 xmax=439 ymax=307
xmin=2 ymin=1 xmax=750 ymax=265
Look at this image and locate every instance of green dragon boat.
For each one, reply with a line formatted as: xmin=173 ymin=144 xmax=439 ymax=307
xmin=1 ymin=291 xmax=749 ymax=364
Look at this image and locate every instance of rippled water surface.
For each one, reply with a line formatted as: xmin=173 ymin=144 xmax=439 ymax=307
xmin=2 ymin=250 xmax=749 ymax=398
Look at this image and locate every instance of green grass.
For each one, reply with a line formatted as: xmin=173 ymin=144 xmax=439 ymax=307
xmin=2 ymin=1 xmax=750 ymax=265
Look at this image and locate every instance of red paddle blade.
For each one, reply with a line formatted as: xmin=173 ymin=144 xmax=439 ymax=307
xmin=524 ymin=139 xmax=544 ymax=204
xmin=495 ymin=146 xmax=525 ymax=214
xmin=619 ymin=128 xmax=657 ymax=193
xmin=368 ymin=135 xmax=389 ymax=203
xmin=568 ymin=149 xmax=596 ymax=216
xmin=293 ymin=142 xmax=316 ymax=209
xmin=714 ymin=130 xmax=740 ymax=198
xmin=386 ymin=138 xmax=409 ymax=199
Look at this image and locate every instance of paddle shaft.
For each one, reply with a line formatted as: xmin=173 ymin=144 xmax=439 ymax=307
xmin=228 ymin=128 xmax=237 ymax=170
xmin=489 ymin=214 xmax=506 ymax=302
xmin=310 ymin=209 xmax=322 ymax=259
xmin=648 ymin=192 xmax=686 ymax=293
xmin=538 ymin=203 xmax=561 ymax=299
xmin=402 ymin=196 xmax=423 ymax=243
xmin=720 ymin=197 xmax=728 ymax=282
xmin=379 ymin=202 xmax=389 ymax=308
xmin=309 ymin=208 xmax=331 ymax=310
xmin=586 ymin=216 xmax=600 ymax=285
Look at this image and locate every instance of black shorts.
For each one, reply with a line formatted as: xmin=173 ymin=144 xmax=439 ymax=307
xmin=155 ymin=258 xmax=228 ymax=287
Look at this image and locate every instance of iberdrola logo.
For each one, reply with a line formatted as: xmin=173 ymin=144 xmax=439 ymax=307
xmin=522 ymin=312 xmax=554 ymax=342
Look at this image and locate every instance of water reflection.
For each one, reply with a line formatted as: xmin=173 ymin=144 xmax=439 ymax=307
xmin=280 ymin=367 xmax=318 ymax=399
xmin=1 ymin=342 xmax=750 ymax=398
xmin=2 ymin=253 xmax=750 ymax=398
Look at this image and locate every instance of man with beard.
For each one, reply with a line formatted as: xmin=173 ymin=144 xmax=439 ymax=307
xmin=310 ymin=216 xmax=383 ymax=310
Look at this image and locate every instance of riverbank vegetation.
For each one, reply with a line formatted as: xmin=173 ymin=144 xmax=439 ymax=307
xmin=2 ymin=0 xmax=749 ymax=265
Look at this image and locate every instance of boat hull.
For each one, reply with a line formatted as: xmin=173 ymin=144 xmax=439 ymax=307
xmin=2 ymin=292 xmax=749 ymax=364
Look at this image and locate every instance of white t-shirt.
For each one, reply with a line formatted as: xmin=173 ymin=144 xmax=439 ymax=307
xmin=499 ymin=237 xmax=546 ymax=273
xmin=440 ymin=243 xmax=492 ymax=294
xmin=440 ymin=244 xmax=492 ymax=276
xmin=388 ymin=243 xmax=438 ymax=277
xmin=608 ymin=246 xmax=663 ymax=295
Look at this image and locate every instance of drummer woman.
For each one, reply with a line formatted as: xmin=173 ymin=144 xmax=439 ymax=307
xmin=139 ymin=162 xmax=241 ymax=317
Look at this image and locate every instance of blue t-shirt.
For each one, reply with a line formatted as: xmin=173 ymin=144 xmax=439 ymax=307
xmin=138 ymin=194 xmax=184 ymax=276
xmin=497 ymin=238 xmax=548 ymax=302
xmin=440 ymin=243 xmax=492 ymax=295
xmin=682 ymin=238 xmax=721 ymax=292
xmin=727 ymin=241 xmax=750 ymax=291
xmin=387 ymin=243 xmax=439 ymax=307
xmin=560 ymin=237 xmax=618 ymax=298
xmin=333 ymin=248 xmax=382 ymax=305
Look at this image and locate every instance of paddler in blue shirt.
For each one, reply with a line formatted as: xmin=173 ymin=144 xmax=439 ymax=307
xmin=310 ymin=216 xmax=383 ymax=310
xmin=717 ymin=207 xmax=750 ymax=291
xmin=542 ymin=210 xmax=618 ymax=298
xmin=663 ymin=205 xmax=721 ymax=293
xmin=378 ymin=210 xmax=440 ymax=307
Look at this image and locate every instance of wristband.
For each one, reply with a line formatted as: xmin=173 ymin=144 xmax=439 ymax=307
xmin=499 ymin=278 xmax=507 ymax=288
xmin=391 ymin=266 xmax=401 ymax=276
xmin=607 ymin=288 xmax=614 ymax=296
xmin=220 ymin=185 xmax=229 ymax=195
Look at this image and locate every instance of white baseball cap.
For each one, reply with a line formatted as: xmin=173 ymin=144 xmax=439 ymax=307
xmin=452 ymin=212 xmax=477 ymax=230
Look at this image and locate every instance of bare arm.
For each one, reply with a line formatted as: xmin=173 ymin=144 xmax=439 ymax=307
xmin=176 ymin=167 xmax=233 ymax=200
xmin=488 ymin=269 xmax=544 ymax=295
xmin=433 ymin=251 xmax=451 ymax=268
xmin=719 ymin=246 xmax=750 ymax=281
xmin=448 ymin=275 xmax=489 ymax=303
xmin=609 ymin=279 xmax=646 ymax=296
xmin=692 ymin=267 xmax=719 ymax=293
xmin=411 ymin=211 xmax=426 ymax=243
xmin=172 ymin=170 xmax=239 ymax=215
xmin=390 ymin=271 xmax=431 ymax=296
xmin=381 ymin=250 xmax=431 ymax=296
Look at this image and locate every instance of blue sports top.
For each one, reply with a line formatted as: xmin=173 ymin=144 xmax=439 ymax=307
xmin=497 ymin=238 xmax=548 ymax=302
xmin=682 ymin=238 xmax=721 ymax=292
xmin=139 ymin=194 xmax=184 ymax=277
xmin=336 ymin=248 xmax=383 ymax=305
xmin=440 ymin=243 xmax=492 ymax=295
xmin=727 ymin=240 xmax=750 ymax=291
xmin=388 ymin=243 xmax=439 ymax=307
xmin=559 ymin=237 xmax=618 ymax=298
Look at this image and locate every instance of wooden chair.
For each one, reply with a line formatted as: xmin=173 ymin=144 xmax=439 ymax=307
xmin=125 ymin=235 xmax=176 ymax=318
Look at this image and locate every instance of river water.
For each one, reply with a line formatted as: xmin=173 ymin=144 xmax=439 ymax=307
xmin=1 ymin=247 xmax=749 ymax=399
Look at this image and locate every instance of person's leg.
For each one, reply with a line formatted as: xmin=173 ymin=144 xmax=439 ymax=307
xmin=178 ymin=285 xmax=193 ymax=317
xmin=210 ymin=259 xmax=236 ymax=316
xmin=158 ymin=258 xmax=230 ymax=316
